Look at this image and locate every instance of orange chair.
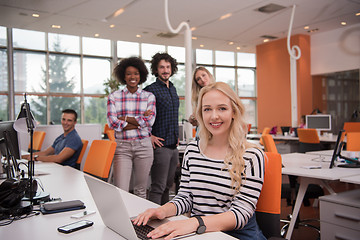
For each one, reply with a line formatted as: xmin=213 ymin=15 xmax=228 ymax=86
xmin=103 ymin=123 xmax=115 ymax=141
xmin=297 ymin=128 xmax=321 ymax=153
xmin=346 ymin=132 xmax=360 ymax=151
xmin=28 ymin=131 xmax=46 ymax=152
xmin=259 ymin=127 xmax=270 ymax=145
xmin=247 ymin=124 xmax=252 ymax=134
xmin=343 ymin=122 xmax=360 ymax=133
xmin=261 ymin=134 xmax=278 ymax=153
xmin=75 ymin=139 xmax=89 ymax=170
xmin=83 ymin=140 xmax=116 ymax=181
xmin=256 ymin=152 xmax=282 ymax=239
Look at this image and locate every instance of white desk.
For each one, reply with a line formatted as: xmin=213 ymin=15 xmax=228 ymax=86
xmin=340 ymin=175 xmax=360 ymax=185
xmin=281 ymin=153 xmax=360 ymax=239
xmin=247 ymin=133 xmax=338 ymax=143
xmin=1 ymin=163 xmax=235 ymax=240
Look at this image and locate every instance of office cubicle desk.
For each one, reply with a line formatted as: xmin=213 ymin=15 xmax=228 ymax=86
xmin=247 ymin=134 xmax=338 ymax=153
xmin=281 ymin=153 xmax=360 ymax=239
xmin=1 ymin=162 xmax=235 ymax=240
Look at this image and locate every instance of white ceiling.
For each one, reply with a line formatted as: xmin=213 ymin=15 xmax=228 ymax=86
xmin=0 ymin=0 xmax=359 ymax=53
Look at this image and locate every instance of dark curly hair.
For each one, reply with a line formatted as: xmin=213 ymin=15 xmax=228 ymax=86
xmin=113 ymin=57 xmax=149 ymax=85
xmin=150 ymin=52 xmax=178 ymax=77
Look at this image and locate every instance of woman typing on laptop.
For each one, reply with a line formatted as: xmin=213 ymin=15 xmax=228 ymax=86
xmin=133 ymin=82 xmax=265 ymax=240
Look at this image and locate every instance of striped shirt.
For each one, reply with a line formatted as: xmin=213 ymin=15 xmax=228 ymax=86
xmin=143 ymin=79 xmax=179 ymax=147
xmin=107 ymin=87 xmax=156 ymax=140
xmin=170 ymin=141 xmax=264 ymax=230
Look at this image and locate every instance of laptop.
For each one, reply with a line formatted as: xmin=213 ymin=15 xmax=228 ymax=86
xmin=84 ymin=174 xmax=164 ymax=240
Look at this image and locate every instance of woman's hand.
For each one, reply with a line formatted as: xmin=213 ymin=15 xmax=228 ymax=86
xmin=144 ymin=109 xmax=153 ymax=117
xmin=147 ymin=218 xmax=198 ymax=240
xmin=151 ymin=135 xmax=164 ymax=148
xmin=132 ymin=207 xmax=167 ymax=226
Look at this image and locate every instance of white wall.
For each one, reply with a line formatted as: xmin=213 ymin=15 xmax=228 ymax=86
xmin=19 ymin=124 xmax=102 ymax=167
xmin=311 ymin=23 xmax=360 ymax=75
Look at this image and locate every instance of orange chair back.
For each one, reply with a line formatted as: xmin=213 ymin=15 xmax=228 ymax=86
xmin=247 ymin=124 xmax=252 ymax=134
xmin=76 ymin=139 xmax=89 ymax=166
xmin=28 ymin=131 xmax=46 ymax=152
xmin=83 ymin=140 xmax=116 ymax=180
xmin=346 ymin=132 xmax=360 ymax=151
xmin=106 ymin=129 xmax=115 ymax=141
xmin=104 ymin=123 xmax=110 ymax=133
xmin=259 ymin=127 xmax=270 ymax=145
xmin=297 ymin=128 xmax=320 ymax=144
xmin=256 ymin=152 xmax=282 ymax=214
xmin=261 ymin=134 xmax=278 ymax=153
xmin=343 ymin=122 xmax=360 ymax=133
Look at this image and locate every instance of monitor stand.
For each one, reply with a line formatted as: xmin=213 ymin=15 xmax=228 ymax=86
xmin=337 ymin=163 xmax=360 ymax=168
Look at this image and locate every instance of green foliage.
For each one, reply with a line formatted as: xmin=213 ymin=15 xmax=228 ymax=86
xmin=103 ymin=77 xmax=120 ymax=97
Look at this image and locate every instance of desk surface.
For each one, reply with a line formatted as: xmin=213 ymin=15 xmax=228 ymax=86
xmin=340 ymin=175 xmax=360 ymax=184
xmin=281 ymin=153 xmax=360 ymax=181
xmin=247 ymin=133 xmax=338 ymax=143
xmin=1 ymin=162 xmax=235 ymax=240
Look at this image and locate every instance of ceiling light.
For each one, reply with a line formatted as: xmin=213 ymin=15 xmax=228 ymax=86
xmin=113 ymin=8 xmax=124 ymax=18
xmin=200 ymin=44 xmax=204 ymax=48
xmin=256 ymin=3 xmax=286 ymax=13
xmin=307 ymin=28 xmax=319 ymax=33
xmin=341 ymin=21 xmax=347 ymax=26
xmin=236 ymin=47 xmax=241 ymax=50
xmin=304 ymin=26 xmax=309 ymax=30
xmin=32 ymin=13 xmax=39 ymax=18
xmin=191 ymin=27 xmax=197 ymax=31
xmin=228 ymin=42 xmax=234 ymax=45
xmin=51 ymin=25 xmax=61 ymax=29
xmin=356 ymin=12 xmax=360 ymax=16
xmin=94 ymin=33 xmax=100 ymax=37
xmin=109 ymin=24 xmax=115 ymax=28
xmin=219 ymin=13 xmax=232 ymax=20
xmin=263 ymin=39 xmax=269 ymax=43
xmin=136 ymin=34 xmax=141 ymax=38
xmin=192 ymin=36 xmax=197 ymax=40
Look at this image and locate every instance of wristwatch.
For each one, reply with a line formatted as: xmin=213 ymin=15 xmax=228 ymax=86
xmin=194 ymin=216 xmax=206 ymax=234
xmin=34 ymin=155 xmax=39 ymax=161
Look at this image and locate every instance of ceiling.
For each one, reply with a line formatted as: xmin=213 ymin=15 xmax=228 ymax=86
xmin=0 ymin=0 xmax=359 ymax=53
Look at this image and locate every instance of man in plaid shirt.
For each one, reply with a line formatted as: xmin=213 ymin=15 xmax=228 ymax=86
xmin=144 ymin=52 xmax=180 ymax=205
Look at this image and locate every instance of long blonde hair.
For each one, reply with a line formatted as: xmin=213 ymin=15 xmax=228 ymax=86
xmin=191 ymin=67 xmax=215 ymax=111
xmin=196 ymin=82 xmax=253 ymax=192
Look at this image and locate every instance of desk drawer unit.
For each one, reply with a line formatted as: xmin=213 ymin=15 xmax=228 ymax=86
xmin=320 ymin=189 xmax=360 ymax=240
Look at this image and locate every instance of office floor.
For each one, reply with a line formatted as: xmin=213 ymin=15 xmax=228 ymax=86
xmin=281 ymin=180 xmax=360 ymax=240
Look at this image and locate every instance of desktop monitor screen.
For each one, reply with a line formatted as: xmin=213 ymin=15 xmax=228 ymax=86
xmin=306 ymin=114 xmax=331 ymax=131
xmin=0 ymin=121 xmax=21 ymax=160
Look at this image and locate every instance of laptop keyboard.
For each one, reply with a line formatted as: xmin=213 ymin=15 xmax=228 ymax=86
xmin=133 ymin=223 xmax=154 ymax=240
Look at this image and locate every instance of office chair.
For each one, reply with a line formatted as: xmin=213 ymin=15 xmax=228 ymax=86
xmin=28 ymin=131 xmax=46 ymax=152
xmin=297 ymin=128 xmax=321 ymax=153
xmin=83 ymin=140 xmax=116 ymax=181
xmin=259 ymin=127 xmax=270 ymax=146
xmin=103 ymin=123 xmax=115 ymax=141
xmin=346 ymin=132 xmax=360 ymax=151
xmin=261 ymin=134 xmax=278 ymax=153
xmin=256 ymin=152 xmax=282 ymax=239
xmin=75 ymin=139 xmax=89 ymax=170
xmin=247 ymin=124 xmax=252 ymax=134
xmin=343 ymin=122 xmax=360 ymax=133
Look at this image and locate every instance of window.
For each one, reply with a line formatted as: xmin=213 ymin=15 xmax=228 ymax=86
xmin=49 ymin=33 xmax=80 ymax=54
xmin=141 ymin=43 xmax=165 ymax=60
xmin=13 ymin=29 xmax=45 ymax=50
xmin=50 ymin=96 xmax=80 ymax=124
xmin=167 ymin=46 xmax=185 ymax=63
xmin=83 ymin=37 xmax=111 ymax=57
xmin=237 ymin=52 xmax=256 ymax=67
xmin=83 ymin=58 xmax=111 ymax=94
xmin=0 ymin=26 xmax=6 ymax=47
xmin=237 ymin=69 xmax=256 ymax=97
xmin=215 ymin=50 xmax=234 ymax=66
xmin=215 ymin=67 xmax=236 ymax=90
xmin=117 ymin=41 xmax=140 ymax=58
xmin=0 ymin=49 xmax=8 ymax=91
xmin=196 ymin=49 xmax=213 ymax=65
xmin=84 ymin=97 xmax=107 ymax=125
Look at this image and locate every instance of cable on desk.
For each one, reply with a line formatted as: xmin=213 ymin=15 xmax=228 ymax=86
xmin=311 ymin=156 xmax=330 ymax=162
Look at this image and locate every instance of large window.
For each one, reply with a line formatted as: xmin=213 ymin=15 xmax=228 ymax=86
xmin=2 ymin=27 xmax=257 ymax=128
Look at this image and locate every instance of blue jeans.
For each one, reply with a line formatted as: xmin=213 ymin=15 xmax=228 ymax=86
xmin=224 ymin=214 xmax=266 ymax=240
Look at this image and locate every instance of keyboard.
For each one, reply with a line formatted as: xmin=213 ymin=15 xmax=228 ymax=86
xmin=133 ymin=223 xmax=154 ymax=240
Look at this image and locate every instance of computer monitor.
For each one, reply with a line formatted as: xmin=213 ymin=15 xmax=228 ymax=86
xmin=0 ymin=121 xmax=21 ymax=160
xmin=306 ymin=114 xmax=331 ymax=131
xmin=329 ymin=130 xmax=344 ymax=168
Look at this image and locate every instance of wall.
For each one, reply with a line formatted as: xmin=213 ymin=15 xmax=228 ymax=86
xmin=311 ymin=23 xmax=360 ymax=75
xmin=256 ymin=34 xmax=311 ymax=133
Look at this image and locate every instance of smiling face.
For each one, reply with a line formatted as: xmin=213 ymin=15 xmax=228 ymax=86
xmin=157 ymin=59 xmax=172 ymax=82
xmin=61 ymin=113 xmax=76 ymax=135
xmin=124 ymin=66 xmax=140 ymax=93
xmin=201 ymin=89 xmax=234 ymax=139
xmin=195 ymin=70 xmax=211 ymax=87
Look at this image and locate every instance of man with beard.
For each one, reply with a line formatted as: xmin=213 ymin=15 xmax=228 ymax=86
xmin=144 ymin=52 xmax=180 ymax=205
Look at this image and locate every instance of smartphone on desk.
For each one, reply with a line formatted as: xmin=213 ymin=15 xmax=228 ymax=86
xmin=57 ymin=220 xmax=93 ymax=234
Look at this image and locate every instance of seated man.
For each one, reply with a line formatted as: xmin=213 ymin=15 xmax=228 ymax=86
xmin=22 ymin=109 xmax=83 ymax=168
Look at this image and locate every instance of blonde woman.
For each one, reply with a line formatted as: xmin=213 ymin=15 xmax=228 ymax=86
xmin=133 ymin=82 xmax=265 ymax=240
xmin=189 ymin=67 xmax=215 ymax=127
